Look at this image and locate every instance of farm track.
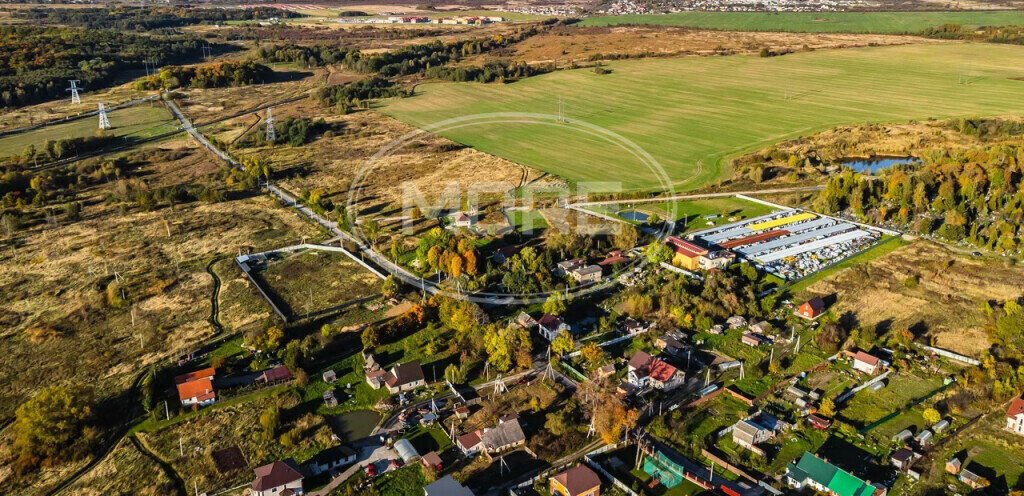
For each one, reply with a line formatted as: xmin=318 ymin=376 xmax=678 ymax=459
xmin=128 ymin=434 xmax=188 ymax=496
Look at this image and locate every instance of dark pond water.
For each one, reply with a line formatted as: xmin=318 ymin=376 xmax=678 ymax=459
xmin=619 ymin=210 xmax=649 ymax=222
xmin=841 ymin=156 xmax=922 ymax=174
xmin=329 ymin=409 xmax=382 ymax=442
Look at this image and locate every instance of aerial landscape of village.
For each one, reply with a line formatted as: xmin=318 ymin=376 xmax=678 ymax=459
xmin=3 ymin=0 xmax=1024 ymax=494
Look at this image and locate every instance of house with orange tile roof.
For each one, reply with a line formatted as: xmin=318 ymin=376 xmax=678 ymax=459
xmin=177 ymin=375 xmax=215 ymax=407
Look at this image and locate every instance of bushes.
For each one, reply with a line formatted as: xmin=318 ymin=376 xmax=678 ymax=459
xmin=134 ymin=60 xmax=273 ymax=90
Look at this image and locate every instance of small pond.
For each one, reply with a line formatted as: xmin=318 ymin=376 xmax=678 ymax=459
xmin=619 ymin=210 xmax=649 ymax=222
xmin=329 ymin=409 xmax=382 ymax=442
xmin=840 ymin=156 xmax=922 ymax=174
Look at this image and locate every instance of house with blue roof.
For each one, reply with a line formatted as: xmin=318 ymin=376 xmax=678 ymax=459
xmin=785 ymin=452 xmax=887 ymax=496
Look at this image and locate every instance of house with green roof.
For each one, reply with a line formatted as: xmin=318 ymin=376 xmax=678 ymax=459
xmin=785 ymin=452 xmax=886 ymax=496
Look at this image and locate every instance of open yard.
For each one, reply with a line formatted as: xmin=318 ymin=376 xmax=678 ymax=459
xmin=384 ymin=43 xmax=1024 ymax=191
xmin=257 ymin=249 xmax=384 ymax=321
xmin=579 ymin=10 xmax=1024 ymax=33
xmin=839 ymin=372 xmax=945 ymax=428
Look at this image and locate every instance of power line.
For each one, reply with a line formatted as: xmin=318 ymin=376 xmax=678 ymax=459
xmin=265 ymin=107 xmax=276 ymax=142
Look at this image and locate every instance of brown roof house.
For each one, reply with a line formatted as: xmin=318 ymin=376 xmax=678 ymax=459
xmin=457 ymin=430 xmax=484 ymax=456
xmin=627 ymin=351 xmax=683 ymax=391
xmin=538 ymin=314 xmax=571 ymax=342
xmin=251 ymin=460 xmax=304 ymax=496
xmin=550 ymin=464 xmax=601 ymax=496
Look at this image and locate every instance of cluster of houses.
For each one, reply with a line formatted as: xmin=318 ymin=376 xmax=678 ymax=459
xmin=249 ymin=445 xmax=359 ymax=496
xmin=175 ymin=364 xmax=294 ymax=409
xmin=555 ymin=257 xmax=605 ymax=284
xmin=383 ymin=15 xmax=504 ymax=25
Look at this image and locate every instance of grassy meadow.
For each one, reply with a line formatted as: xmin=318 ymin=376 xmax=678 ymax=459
xmin=0 ymin=104 xmax=178 ymax=158
xmin=579 ymin=10 xmax=1024 ymax=33
xmin=384 ymin=43 xmax=1024 ymax=191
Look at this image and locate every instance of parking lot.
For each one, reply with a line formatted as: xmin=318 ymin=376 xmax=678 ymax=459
xmin=689 ymin=209 xmax=886 ymax=279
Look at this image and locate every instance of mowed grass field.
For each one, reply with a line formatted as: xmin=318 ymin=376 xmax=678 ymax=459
xmin=0 ymin=104 xmax=178 ymax=158
xmin=579 ymin=10 xmax=1024 ymax=33
xmin=383 ymin=43 xmax=1024 ymax=191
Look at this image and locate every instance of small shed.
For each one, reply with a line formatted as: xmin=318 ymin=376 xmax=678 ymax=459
xmin=421 ymin=451 xmax=442 ymax=471
xmin=915 ymin=430 xmax=933 ymax=445
xmin=932 ymin=419 xmax=950 ymax=433
xmin=323 ymin=370 xmax=337 ymax=383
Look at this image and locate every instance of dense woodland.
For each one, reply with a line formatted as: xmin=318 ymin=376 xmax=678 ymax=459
xmin=0 ymin=26 xmax=206 ymax=108
xmin=133 ymin=60 xmax=274 ymax=90
xmin=814 ymin=118 xmax=1024 ymax=253
xmin=8 ymin=6 xmax=298 ymax=30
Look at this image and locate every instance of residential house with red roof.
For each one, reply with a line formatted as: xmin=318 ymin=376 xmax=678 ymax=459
xmin=251 ymin=460 xmax=304 ymax=496
xmin=457 ymin=430 xmax=483 ymax=456
xmin=1007 ymin=396 xmax=1024 ymax=436
xmin=797 ymin=297 xmax=826 ymax=319
xmin=175 ymin=367 xmax=216 ymax=407
xmin=626 ymin=350 xmax=683 ymax=391
xmin=551 ymin=464 xmax=601 ymax=496
xmin=853 ymin=351 xmax=882 ymax=375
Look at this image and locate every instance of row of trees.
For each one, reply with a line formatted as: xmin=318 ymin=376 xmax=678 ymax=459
xmin=0 ymin=26 xmax=204 ymax=108
xmin=11 ymin=6 xmax=298 ymax=30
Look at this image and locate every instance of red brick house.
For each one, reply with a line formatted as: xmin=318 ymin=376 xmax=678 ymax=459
xmin=796 ymin=297 xmax=825 ymax=319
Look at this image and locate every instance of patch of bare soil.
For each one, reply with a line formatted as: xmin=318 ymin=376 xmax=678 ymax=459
xmin=804 ymin=240 xmax=1024 ymax=357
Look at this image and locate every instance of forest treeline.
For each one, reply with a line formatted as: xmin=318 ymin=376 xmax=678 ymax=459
xmin=9 ymin=6 xmax=299 ymax=30
xmin=0 ymin=26 xmax=207 ymax=108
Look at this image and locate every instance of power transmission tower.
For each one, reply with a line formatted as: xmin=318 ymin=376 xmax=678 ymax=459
xmin=67 ymin=80 xmax=81 ymax=105
xmin=265 ymin=107 xmax=276 ymax=142
xmin=202 ymin=44 xmax=213 ymax=62
xmin=557 ymin=98 xmax=566 ymax=123
xmin=98 ymin=103 xmax=111 ymax=130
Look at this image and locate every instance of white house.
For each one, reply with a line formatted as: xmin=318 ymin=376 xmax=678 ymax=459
xmin=251 ymin=460 xmax=304 ymax=496
xmin=305 ymin=446 xmax=357 ymax=476
xmin=853 ymin=351 xmax=881 ymax=375
xmin=538 ymin=314 xmax=570 ymax=341
xmin=1007 ymin=397 xmax=1024 ymax=436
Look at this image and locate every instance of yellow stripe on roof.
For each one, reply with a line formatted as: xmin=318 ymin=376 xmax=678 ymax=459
xmin=747 ymin=212 xmax=816 ymax=231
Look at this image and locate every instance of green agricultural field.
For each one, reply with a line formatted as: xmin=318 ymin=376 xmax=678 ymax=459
xmin=578 ymin=10 xmax=1024 ymax=33
xmin=0 ymin=104 xmax=178 ymax=158
xmin=586 ymin=196 xmax=777 ymax=226
xmin=384 ymin=43 xmax=1024 ymax=191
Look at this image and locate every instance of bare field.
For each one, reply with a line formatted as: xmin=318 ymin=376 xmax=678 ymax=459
xmin=172 ymin=68 xmax=327 ymax=125
xmin=0 ymin=81 xmax=157 ymax=133
xmin=222 ymin=100 xmax=540 ymax=216
xmin=476 ymin=25 xmax=941 ymax=65
xmin=0 ymin=140 xmax=321 ymax=423
xmin=802 ymin=240 xmax=1024 ymax=357
xmin=64 ymin=438 xmax=176 ymax=496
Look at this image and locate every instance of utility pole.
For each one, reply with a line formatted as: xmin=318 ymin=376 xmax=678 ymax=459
xmin=98 ymin=102 xmax=111 ymax=130
xmin=265 ymin=107 xmax=276 ymax=142
xmin=67 ymin=80 xmax=81 ymax=105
